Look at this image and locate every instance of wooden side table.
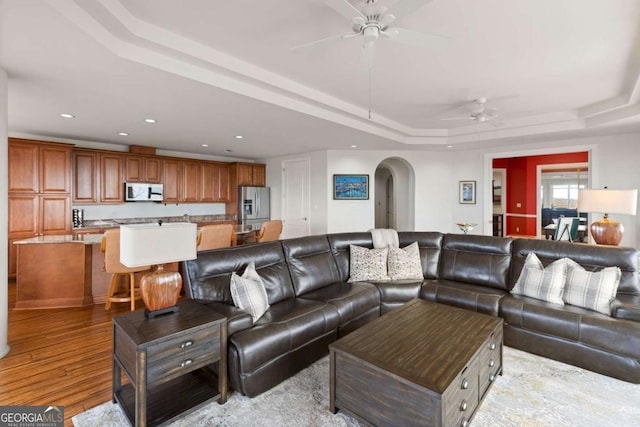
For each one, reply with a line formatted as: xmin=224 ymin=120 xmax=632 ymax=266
xmin=112 ymin=299 xmax=227 ymax=426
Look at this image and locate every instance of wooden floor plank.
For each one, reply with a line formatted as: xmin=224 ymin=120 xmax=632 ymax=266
xmin=0 ymin=279 xmax=132 ymax=426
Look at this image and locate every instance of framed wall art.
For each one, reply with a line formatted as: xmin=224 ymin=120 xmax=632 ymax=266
xmin=459 ymin=180 xmax=476 ymax=204
xmin=333 ymin=174 xmax=369 ymax=200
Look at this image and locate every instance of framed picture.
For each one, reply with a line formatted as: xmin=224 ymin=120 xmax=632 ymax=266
xmin=333 ymin=174 xmax=369 ymax=200
xmin=459 ymin=180 xmax=476 ymax=204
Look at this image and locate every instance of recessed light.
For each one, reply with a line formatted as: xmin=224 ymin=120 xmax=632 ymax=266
xmin=60 ymin=113 xmax=75 ymax=119
xmin=144 ymin=118 xmax=157 ymax=124
xmin=225 ymin=149 xmax=233 ymax=153
xmin=234 ymin=135 xmax=243 ymax=139
xmin=351 ymin=145 xmax=357 ymax=148
xmin=118 ymin=132 xmax=129 ymax=136
xmin=447 ymin=145 xmax=453 ymax=148
xmin=201 ymin=144 xmax=209 ymax=147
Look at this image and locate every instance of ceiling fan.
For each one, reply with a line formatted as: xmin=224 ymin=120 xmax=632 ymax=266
xmin=440 ymin=97 xmax=508 ymax=126
xmin=291 ymin=0 xmax=448 ymax=70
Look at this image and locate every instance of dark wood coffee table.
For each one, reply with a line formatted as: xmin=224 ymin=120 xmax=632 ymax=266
xmin=330 ymin=299 xmax=503 ymax=427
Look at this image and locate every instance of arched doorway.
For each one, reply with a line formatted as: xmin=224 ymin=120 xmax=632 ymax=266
xmin=374 ymin=157 xmax=415 ymax=231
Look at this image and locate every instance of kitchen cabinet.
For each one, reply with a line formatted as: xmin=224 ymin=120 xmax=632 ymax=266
xmin=8 ymin=139 xmax=72 ymax=277
xmin=73 ymin=150 xmax=98 ymax=203
xmin=100 ymin=153 xmax=123 ymax=203
xmin=124 ymin=155 xmax=162 ymax=183
xmin=182 ymin=160 xmax=201 ymax=202
xmin=200 ymin=162 xmax=230 ymax=203
xmin=163 ymin=159 xmax=182 ymax=203
xmin=9 ymin=139 xmax=71 ymax=193
xmin=72 ymin=150 xmax=123 ymax=204
xmin=235 ymin=163 xmax=266 ymax=187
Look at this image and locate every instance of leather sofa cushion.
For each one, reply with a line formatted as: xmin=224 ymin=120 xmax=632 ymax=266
xmin=373 ymin=279 xmax=423 ymax=303
xmin=501 ymin=294 xmax=640 ymax=357
xmin=512 ymin=238 xmax=640 ymax=295
xmin=298 ymin=282 xmax=380 ymax=327
xmin=282 ymin=235 xmax=342 ymax=296
xmin=230 ymin=298 xmax=339 ymax=374
xmin=183 ymin=242 xmax=296 ymax=305
xmin=398 ymin=232 xmax=443 ymax=279
xmin=327 ymin=233 xmax=374 ymax=282
xmin=197 ymin=300 xmax=253 ymax=336
xmin=611 ymin=294 xmax=640 ymax=322
xmin=420 ymin=279 xmax=506 ymax=316
xmin=439 ymin=234 xmax=513 ymax=291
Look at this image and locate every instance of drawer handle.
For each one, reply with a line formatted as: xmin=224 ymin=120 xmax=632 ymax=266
xmin=180 ymin=340 xmax=194 ymax=349
xmin=489 ymin=343 xmax=496 ymax=350
xmin=489 ymin=373 xmax=496 ymax=382
xmin=180 ymin=359 xmax=193 ymax=368
xmin=489 ymin=359 xmax=495 ymax=367
xmin=461 ymin=379 xmax=469 ymax=390
xmin=461 ymin=418 xmax=469 ymax=427
xmin=460 ymin=400 xmax=468 ymax=411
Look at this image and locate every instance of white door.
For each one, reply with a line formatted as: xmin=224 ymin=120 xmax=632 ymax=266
xmin=281 ymin=159 xmax=310 ymax=239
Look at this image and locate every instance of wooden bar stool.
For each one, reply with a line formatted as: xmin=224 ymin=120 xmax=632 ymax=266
xmin=101 ymin=229 xmax=150 ymax=311
xmin=197 ymin=224 xmax=235 ymax=251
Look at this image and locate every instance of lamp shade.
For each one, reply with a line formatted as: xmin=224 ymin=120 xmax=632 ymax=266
xmin=120 ymin=222 xmax=197 ymax=267
xmin=577 ymin=189 xmax=638 ymax=216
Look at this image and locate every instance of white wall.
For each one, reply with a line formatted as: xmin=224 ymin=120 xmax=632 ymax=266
xmin=0 ymin=68 xmax=9 ymax=358
xmin=264 ymin=131 xmax=640 ymax=248
xmin=262 ymin=150 xmax=328 ymax=236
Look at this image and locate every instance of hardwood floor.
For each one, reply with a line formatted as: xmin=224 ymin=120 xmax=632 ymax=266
xmin=0 ymin=279 xmax=132 ymax=426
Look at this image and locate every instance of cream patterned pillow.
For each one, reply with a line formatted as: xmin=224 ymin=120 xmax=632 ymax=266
xmin=511 ymin=253 xmax=567 ymax=305
xmin=388 ymin=242 xmax=423 ymax=280
xmin=564 ymin=259 xmax=621 ymax=315
xmin=230 ymin=262 xmax=269 ymax=322
xmin=348 ymin=245 xmax=390 ymax=282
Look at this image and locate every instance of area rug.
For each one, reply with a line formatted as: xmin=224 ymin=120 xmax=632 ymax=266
xmin=73 ymin=347 xmax=640 ymax=426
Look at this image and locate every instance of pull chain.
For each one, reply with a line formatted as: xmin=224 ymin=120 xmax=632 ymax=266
xmin=368 ymin=68 xmax=372 ymax=120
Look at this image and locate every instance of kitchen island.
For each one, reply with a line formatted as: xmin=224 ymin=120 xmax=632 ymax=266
xmin=14 ymin=234 xmax=106 ymax=309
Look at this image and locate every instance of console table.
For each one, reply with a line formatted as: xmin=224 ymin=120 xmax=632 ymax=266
xmin=112 ymin=299 xmax=227 ymax=426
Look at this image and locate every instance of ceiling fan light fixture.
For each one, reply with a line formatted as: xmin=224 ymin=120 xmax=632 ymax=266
xmin=363 ymin=25 xmax=379 ymax=44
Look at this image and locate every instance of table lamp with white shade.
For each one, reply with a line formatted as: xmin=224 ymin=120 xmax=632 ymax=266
xmin=120 ymin=222 xmax=197 ymax=318
xmin=577 ymin=188 xmax=638 ymax=246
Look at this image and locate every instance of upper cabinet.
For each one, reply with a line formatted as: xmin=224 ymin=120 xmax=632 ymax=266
xmin=124 ymin=155 xmax=162 ymax=183
xmin=162 ymin=159 xmax=182 ymax=203
xmin=72 ymin=150 xmax=123 ymax=204
xmin=234 ymin=163 xmax=266 ymax=187
xmin=182 ymin=160 xmax=201 ymax=203
xmin=9 ymin=139 xmax=71 ymax=194
xmin=201 ymin=162 xmax=231 ymax=202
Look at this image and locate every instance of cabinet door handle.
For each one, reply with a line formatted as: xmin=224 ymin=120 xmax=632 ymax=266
xmin=180 ymin=340 xmax=194 ymax=349
xmin=180 ymin=359 xmax=193 ymax=368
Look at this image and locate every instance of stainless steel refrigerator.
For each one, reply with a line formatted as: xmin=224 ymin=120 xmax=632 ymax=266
xmin=238 ymin=186 xmax=270 ymax=228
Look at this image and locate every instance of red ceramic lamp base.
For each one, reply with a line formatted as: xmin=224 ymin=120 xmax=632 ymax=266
xmin=590 ymin=215 xmax=624 ymax=246
xmin=140 ymin=264 xmax=182 ymax=318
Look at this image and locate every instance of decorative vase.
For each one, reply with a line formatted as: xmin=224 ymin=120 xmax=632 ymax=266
xmin=140 ymin=264 xmax=182 ymax=316
xmin=456 ymin=223 xmax=477 ymax=234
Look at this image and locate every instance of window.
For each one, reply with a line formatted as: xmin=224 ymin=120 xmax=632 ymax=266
xmin=551 ymin=184 xmax=584 ymax=208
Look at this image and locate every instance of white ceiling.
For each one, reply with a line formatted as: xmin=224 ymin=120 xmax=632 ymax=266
xmin=2 ymin=0 xmax=640 ymax=159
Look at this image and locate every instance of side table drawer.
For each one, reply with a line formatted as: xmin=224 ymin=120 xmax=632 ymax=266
xmin=147 ymin=325 xmax=221 ymax=384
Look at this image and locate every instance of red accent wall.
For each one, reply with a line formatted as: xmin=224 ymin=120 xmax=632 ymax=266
xmin=493 ymin=152 xmax=589 ymax=236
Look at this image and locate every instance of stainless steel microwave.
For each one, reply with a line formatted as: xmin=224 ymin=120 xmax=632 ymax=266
xmin=124 ymin=182 xmax=163 ymax=202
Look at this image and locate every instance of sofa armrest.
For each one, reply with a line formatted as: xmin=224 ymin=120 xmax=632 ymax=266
xmin=193 ymin=299 xmax=254 ymax=335
xmin=611 ymin=295 xmax=640 ymax=322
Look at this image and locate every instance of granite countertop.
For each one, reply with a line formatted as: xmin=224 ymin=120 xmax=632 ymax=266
xmin=14 ymin=234 xmax=105 ymax=245
xmin=76 ymin=214 xmax=235 ymax=231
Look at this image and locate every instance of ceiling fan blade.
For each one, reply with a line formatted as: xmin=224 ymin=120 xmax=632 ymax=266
xmin=383 ymin=0 xmax=433 ymax=24
xmin=290 ymin=31 xmax=357 ymax=51
xmin=323 ymin=0 xmax=365 ymax=21
xmin=358 ymin=42 xmax=376 ymax=74
xmin=383 ymin=27 xmax=449 ymax=49
xmin=441 ymin=116 xmax=472 ymax=121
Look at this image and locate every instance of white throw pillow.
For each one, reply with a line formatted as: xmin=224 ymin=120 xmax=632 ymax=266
xmin=230 ymin=261 xmax=269 ymax=322
xmin=511 ymin=253 xmax=568 ymax=305
xmin=348 ymin=245 xmax=390 ymax=282
xmin=388 ymin=242 xmax=423 ymax=280
xmin=564 ymin=259 xmax=621 ymax=315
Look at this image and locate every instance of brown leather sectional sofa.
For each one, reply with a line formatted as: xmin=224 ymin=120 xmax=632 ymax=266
xmin=183 ymin=232 xmax=640 ymax=397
